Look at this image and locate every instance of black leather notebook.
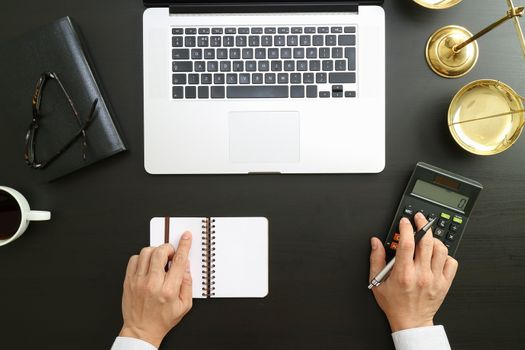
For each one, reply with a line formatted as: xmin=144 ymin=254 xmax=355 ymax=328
xmin=0 ymin=17 xmax=126 ymax=181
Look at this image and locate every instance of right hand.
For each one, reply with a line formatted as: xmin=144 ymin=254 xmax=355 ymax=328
xmin=369 ymin=213 xmax=459 ymax=332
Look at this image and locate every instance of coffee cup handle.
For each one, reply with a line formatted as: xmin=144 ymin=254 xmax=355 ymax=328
xmin=27 ymin=210 xmax=51 ymax=221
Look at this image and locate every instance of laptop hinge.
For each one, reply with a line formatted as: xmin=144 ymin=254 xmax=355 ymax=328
xmin=168 ymin=2 xmax=359 ymax=14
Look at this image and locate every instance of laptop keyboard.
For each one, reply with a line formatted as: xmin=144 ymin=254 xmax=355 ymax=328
xmin=171 ymin=25 xmax=357 ymax=99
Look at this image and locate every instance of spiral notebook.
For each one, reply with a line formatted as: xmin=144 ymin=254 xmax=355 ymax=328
xmin=150 ymin=217 xmax=268 ymax=298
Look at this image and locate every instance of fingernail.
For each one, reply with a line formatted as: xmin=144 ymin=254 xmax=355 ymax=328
xmin=182 ymin=231 xmax=191 ymax=240
xmin=371 ymin=238 xmax=378 ymax=250
xmin=416 ymin=212 xmax=425 ymax=219
xmin=400 ymin=217 xmax=410 ymax=224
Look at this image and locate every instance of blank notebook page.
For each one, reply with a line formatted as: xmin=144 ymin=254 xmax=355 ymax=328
xmin=150 ymin=217 xmax=206 ymax=299
xmin=212 ymin=217 xmax=268 ymax=298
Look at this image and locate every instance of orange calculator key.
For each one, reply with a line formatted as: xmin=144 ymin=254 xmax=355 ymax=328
xmin=390 ymin=242 xmax=398 ymax=250
xmin=393 ymin=233 xmax=400 ymax=241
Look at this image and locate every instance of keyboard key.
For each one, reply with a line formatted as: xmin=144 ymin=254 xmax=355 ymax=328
xmin=173 ymin=49 xmax=190 ymax=60
xmin=303 ymin=73 xmax=314 ymax=84
xmin=227 ymin=73 xmax=238 ymax=84
xmin=239 ymin=74 xmax=250 ymax=84
xmin=233 ymin=61 xmax=244 ymax=71
xmin=185 ymin=28 xmax=197 ymax=35
xmin=309 ymin=60 xmax=321 ymax=71
xmin=278 ymin=27 xmax=289 ymax=34
xmin=172 ymin=61 xmax=192 ymax=72
xmin=293 ymin=48 xmax=305 ymax=59
xmin=329 ymin=72 xmax=356 ymax=83
xmin=262 ymin=36 xmax=272 ymax=46
xmin=332 ymin=47 xmax=343 ymax=58
xmin=220 ymin=61 xmax=231 ymax=72
xmin=271 ymin=61 xmax=282 ymax=71
xmin=322 ymin=60 xmax=334 ymax=71
xmin=318 ymin=27 xmax=329 ymax=33
xmin=345 ymin=47 xmax=356 ymax=70
xmin=281 ymin=48 xmax=292 ymax=59
xmin=345 ymin=91 xmax=357 ymax=98
xmin=246 ymin=60 xmax=257 ymax=71
xmin=188 ymin=74 xmax=199 ymax=84
xmin=255 ymin=48 xmax=266 ymax=59
xmin=331 ymin=27 xmax=343 ymax=33
xmin=307 ymin=85 xmax=318 ymax=98
xmin=265 ymin=73 xmax=276 ymax=84
xmin=253 ymin=73 xmax=263 ymax=84
xmin=292 ymin=27 xmax=303 ymax=34
xmin=332 ymin=85 xmax=343 ymax=93
xmin=284 ymin=61 xmax=295 ymax=71
xmin=319 ymin=91 xmax=330 ymax=98
xmin=195 ymin=61 xmax=206 ymax=72
xmin=198 ymin=86 xmax=209 ymax=98
xmin=204 ymin=49 xmax=215 ymax=59
xmin=297 ymin=60 xmax=308 ymax=71
xmin=172 ymin=36 xmax=183 ymax=47
xmin=332 ymin=91 xmax=343 ymax=98
xmin=290 ymin=73 xmax=301 ymax=84
xmin=238 ymin=27 xmax=250 ymax=34
xmin=316 ymin=72 xmax=327 ymax=83
xmin=198 ymin=28 xmax=210 ymax=35
xmin=326 ymin=35 xmax=337 ymax=46
xmin=214 ymin=74 xmax=225 ymax=84
xmin=264 ymin=27 xmax=276 ymax=34
xmin=185 ymin=36 xmax=196 ymax=47
xmin=278 ymin=73 xmax=289 ymax=84
xmin=335 ymin=60 xmax=347 ymax=71
xmin=306 ymin=48 xmax=317 ymax=58
xmin=305 ymin=27 xmax=316 ymax=33
xmin=172 ymin=74 xmax=186 ymax=85
xmin=339 ymin=35 xmax=356 ymax=46
xmin=191 ymin=49 xmax=202 ymax=59
xmin=258 ymin=61 xmax=270 ymax=72
xmin=268 ymin=48 xmax=279 ymax=59
xmin=275 ymin=36 xmax=286 ymax=46
xmin=198 ymin=36 xmax=209 ymax=47
xmin=185 ymin=86 xmax=196 ymax=99
xmin=249 ymin=36 xmax=260 ymax=47
xmin=212 ymin=28 xmax=223 ymax=34
xmin=344 ymin=26 xmax=356 ymax=33
xmin=217 ymin=49 xmax=228 ymax=59
xmin=300 ymin=35 xmax=311 ymax=46
xmin=287 ymin=35 xmax=298 ymax=46
xmin=211 ymin=86 xmax=225 ymax=98
xmin=207 ymin=61 xmax=219 ymax=72
xmin=172 ymin=28 xmax=183 ymax=35
xmin=201 ymin=74 xmax=212 ymax=84
xmin=291 ymin=85 xmax=305 ymax=98
xmin=230 ymin=48 xmax=241 ymax=59
xmin=252 ymin=27 xmax=263 ymax=34
xmin=224 ymin=36 xmax=234 ymax=47
xmin=242 ymin=48 xmax=254 ymax=59
xmin=225 ymin=27 xmax=236 ymax=34
xmin=228 ymin=86 xmax=288 ymax=98
xmin=236 ymin=36 xmax=247 ymax=47
xmin=172 ymin=86 xmax=183 ymax=99
xmin=319 ymin=48 xmax=330 ymax=58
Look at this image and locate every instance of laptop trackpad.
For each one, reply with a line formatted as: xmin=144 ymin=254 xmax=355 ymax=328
xmin=229 ymin=111 xmax=300 ymax=163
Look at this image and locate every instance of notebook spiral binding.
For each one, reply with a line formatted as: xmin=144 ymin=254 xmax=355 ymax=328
xmin=201 ymin=218 xmax=216 ymax=298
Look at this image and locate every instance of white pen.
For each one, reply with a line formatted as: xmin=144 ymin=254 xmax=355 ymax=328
xmin=368 ymin=218 xmax=437 ymax=290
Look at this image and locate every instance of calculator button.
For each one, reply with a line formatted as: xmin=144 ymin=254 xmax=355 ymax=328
xmin=449 ymin=223 xmax=459 ymax=232
xmin=427 ymin=213 xmax=437 ymax=221
xmin=393 ymin=233 xmax=400 ymax=241
xmin=434 ymin=228 xmax=446 ymax=239
xmin=403 ymin=205 xmax=414 ymax=216
xmin=390 ymin=242 xmax=398 ymax=250
xmin=446 ymin=232 xmax=456 ymax=241
xmin=440 ymin=212 xmax=451 ymax=220
xmin=438 ymin=219 xmax=448 ymax=229
xmin=453 ymin=216 xmax=463 ymax=224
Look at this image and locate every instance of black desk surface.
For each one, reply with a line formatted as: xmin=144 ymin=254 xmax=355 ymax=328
xmin=1 ymin=1 xmax=524 ymax=349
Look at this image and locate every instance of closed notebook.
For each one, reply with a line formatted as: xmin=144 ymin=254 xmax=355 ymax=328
xmin=150 ymin=217 xmax=268 ymax=299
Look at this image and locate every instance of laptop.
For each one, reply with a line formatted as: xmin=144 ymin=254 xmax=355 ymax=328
xmin=143 ymin=1 xmax=385 ymax=174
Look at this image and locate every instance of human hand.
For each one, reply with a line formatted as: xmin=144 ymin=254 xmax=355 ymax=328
xmin=119 ymin=232 xmax=193 ymax=348
xmin=369 ymin=213 xmax=458 ymax=332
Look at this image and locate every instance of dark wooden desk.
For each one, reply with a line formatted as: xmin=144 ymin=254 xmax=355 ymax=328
xmin=1 ymin=1 xmax=524 ymax=349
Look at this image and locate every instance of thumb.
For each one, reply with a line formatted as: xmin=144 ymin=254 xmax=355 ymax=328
xmin=369 ymin=237 xmax=386 ymax=281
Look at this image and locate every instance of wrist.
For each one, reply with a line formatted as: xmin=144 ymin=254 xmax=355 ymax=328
xmin=119 ymin=325 xmax=164 ymax=348
xmin=388 ymin=318 xmax=434 ymax=333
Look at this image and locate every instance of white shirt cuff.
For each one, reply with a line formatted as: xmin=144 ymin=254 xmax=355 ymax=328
xmin=111 ymin=337 xmax=158 ymax=350
xmin=392 ymin=325 xmax=451 ymax=350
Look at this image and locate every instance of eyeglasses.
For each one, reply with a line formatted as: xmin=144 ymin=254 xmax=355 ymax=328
xmin=25 ymin=72 xmax=99 ymax=169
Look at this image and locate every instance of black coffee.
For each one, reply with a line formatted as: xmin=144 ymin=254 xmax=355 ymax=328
xmin=0 ymin=191 xmax=22 ymax=240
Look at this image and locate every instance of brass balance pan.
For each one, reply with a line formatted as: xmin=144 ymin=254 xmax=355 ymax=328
xmin=448 ymin=80 xmax=525 ymax=155
xmin=413 ymin=0 xmax=462 ymax=10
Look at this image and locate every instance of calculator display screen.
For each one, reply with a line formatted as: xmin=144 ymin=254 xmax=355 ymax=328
xmin=412 ymin=180 xmax=469 ymax=211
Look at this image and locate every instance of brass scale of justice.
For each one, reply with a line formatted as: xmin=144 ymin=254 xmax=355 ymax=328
xmin=414 ymin=0 xmax=525 ymax=155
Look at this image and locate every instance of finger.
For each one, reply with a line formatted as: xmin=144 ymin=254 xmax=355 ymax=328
xmin=431 ymin=239 xmax=449 ymax=275
xmin=369 ymin=237 xmax=386 ymax=281
xmin=395 ymin=217 xmax=416 ymax=269
xmin=414 ymin=213 xmax=434 ymax=270
xmin=166 ymin=231 xmax=193 ymax=291
xmin=443 ymin=256 xmax=459 ymax=281
xmin=136 ymin=247 xmax=155 ymax=276
xmin=179 ymin=260 xmax=193 ymax=307
xmin=126 ymin=255 xmax=139 ymax=277
xmin=149 ymin=244 xmax=176 ymax=275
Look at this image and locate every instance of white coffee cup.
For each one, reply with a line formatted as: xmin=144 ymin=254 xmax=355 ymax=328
xmin=0 ymin=186 xmax=51 ymax=247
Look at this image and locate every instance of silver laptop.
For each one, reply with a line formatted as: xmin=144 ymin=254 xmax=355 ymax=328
xmin=143 ymin=1 xmax=385 ymax=174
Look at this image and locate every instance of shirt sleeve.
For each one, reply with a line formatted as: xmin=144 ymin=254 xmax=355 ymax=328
xmin=392 ymin=325 xmax=451 ymax=350
xmin=111 ymin=337 xmax=158 ymax=350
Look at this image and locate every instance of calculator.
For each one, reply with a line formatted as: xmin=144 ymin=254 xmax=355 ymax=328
xmin=385 ymin=162 xmax=483 ymax=258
